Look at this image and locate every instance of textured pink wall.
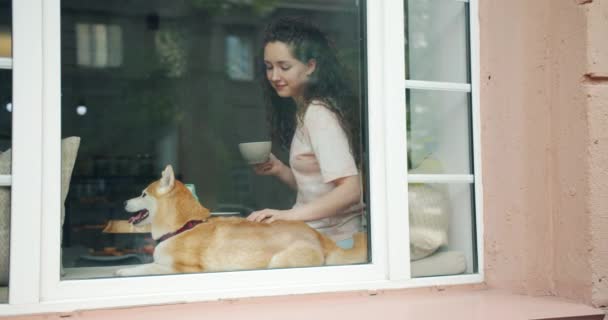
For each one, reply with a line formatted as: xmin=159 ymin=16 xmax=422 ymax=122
xmin=585 ymin=0 xmax=608 ymax=308
xmin=480 ymin=0 xmax=558 ymax=296
xmin=481 ymin=0 xmax=608 ymax=308
xmin=548 ymin=0 xmax=592 ymax=303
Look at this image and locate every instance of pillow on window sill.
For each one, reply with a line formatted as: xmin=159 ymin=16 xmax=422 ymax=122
xmin=0 ymin=149 xmax=11 ymax=286
xmin=408 ymin=183 xmax=450 ymax=261
xmin=0 ymin=137 xmax=80 ymax=285
xmin=411 ymin=250 xmax=466 ymax=277
xmin=408 ymin=155 xmax=450 ymax=261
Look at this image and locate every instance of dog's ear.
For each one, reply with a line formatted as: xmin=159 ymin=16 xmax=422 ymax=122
xmin=158 ymin=165 xmax=175 ymax=195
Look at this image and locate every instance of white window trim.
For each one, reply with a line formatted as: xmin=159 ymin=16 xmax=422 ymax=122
xmin=9 ymin=0 xmax=44 ymax=306
xmin=0 ymin=58 xmax=11 ymax=69
xmin=470 ymin=0 xmax=484 ymax=281
xmin=0 ymin=176 xmax=10 ymax=186
xmin=405 ymin=80 xmax=471 ymax=92
xmin=0 ymin=0 xmax=483 ymax=315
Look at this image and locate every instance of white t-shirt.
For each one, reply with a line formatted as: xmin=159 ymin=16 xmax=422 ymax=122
xmin=289 ymin=102 xmax=364 ymax=241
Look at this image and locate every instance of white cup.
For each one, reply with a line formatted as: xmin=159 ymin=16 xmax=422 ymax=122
xmin=238 ymin=141 xmax=272 ymax=164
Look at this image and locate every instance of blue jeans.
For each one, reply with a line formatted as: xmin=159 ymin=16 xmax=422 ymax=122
xmin=335 ymin=238 xmax=354 ymax=249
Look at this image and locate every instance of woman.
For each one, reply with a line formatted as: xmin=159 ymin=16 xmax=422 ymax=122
xmin=246 ymin=17 xmax=364 ymax=249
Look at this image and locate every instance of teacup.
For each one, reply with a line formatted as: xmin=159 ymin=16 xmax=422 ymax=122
xmin=238 ymin=141 xmax=272 ymax=164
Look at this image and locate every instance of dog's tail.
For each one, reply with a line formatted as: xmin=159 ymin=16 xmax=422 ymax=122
xmin=322 ymin=232 xmax=368 ymax=265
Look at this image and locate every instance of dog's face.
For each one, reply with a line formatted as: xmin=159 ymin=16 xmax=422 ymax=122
xmin=124 ymin=165 xmax=175 ymax=226
xmin=125 ymin=187 xmax=158 ymax=226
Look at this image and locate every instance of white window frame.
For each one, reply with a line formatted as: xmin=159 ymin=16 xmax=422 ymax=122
xmin=0 ymin=0 xmax=482 ymax=315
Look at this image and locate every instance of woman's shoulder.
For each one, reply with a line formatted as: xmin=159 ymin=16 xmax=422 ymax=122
xmin=302 ymin=102 xmax=342 ymax=132
xmin=305 ymin=100 xmax=337 ymax=120
xmin=308 ymin=99 xmax=337 ymax=109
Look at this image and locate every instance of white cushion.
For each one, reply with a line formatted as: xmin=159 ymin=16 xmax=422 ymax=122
xmin=408 ymin=156 xmax=450 ymax=261
xmin=0 ymin=150 xmax=11 ymax=285
xmin=411 ymin=250 xmax=466 ymax=277
xmin=0 ymin=137 xmax=80 ymax=285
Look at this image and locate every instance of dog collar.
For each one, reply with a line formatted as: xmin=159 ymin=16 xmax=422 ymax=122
xmin=156 ymin=219 xmax=206 ymax=244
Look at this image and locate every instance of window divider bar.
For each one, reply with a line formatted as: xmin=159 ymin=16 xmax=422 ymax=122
xmin=408 ymin=174 xmax=474 ymax=184
xmin=39 ymin=0 xmax=63 ymax=302
xmin=0 ymin=58 xmax=12 ymax=69
xmin=0 ymin=175 xmax=11 ymax=186
xmin=382 ymin=0 xmax=410 ymax=281
xmin=405 ymin=80 xmax=471 ymax=92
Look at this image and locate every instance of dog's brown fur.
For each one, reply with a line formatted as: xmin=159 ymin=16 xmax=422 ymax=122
xmin=115 ymin=165 xmax=367 ymax=276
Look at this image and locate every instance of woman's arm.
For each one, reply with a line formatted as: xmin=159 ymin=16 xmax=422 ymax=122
xmin=247 ymin=174 xmax=361 ymax=223
xmin=253 ymin=153 xmax=297 ymax=190
xmin=275 ymin=162 xmax=297 ymax=190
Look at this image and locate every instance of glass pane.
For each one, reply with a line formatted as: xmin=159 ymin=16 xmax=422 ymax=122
xmin=0 ymin=69 xmax=10 ymax=303
xmin=0 ymin=0 xmax=11 ymax=58
xmin=0 ymin=70 xmax=10 ymax=151
xmin=61 ymin=1 xmax=369 ymax=280
xmin=405 ymin=0 xmax=470 ymax=83
xmin=407 ymin=89 xmax=473 ymax=174
xmin=409 ymin=182 xmax=477 ymax=277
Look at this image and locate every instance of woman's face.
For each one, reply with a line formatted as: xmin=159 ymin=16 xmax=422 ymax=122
xmin=264 ymin=41 xmax=316 ymax=100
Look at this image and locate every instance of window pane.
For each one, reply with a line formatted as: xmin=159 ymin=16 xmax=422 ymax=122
xmin=60 ymin=1 xmax=369 ymax=280
xmin=409 ymin=182 xmax=477 ymax=277
xmin=404 ymin=0 xmax=470 ymax=83
xmin=0 ymin=69 xmax=11 ymax=303
xmin=407 ymin=89 xmax=473 ymax=174
xmin=0 ymin=0 xmax=10 ymax=58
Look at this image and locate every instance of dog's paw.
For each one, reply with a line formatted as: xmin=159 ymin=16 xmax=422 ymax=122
xmin=115 ymin=267 xmax=137 ymax=276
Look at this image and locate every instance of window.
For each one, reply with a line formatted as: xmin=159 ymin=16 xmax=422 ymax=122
xmin=225 ymin=33 xmax=254 ymax=81
xmin=59 ymin=0 xmax=368 ymax=281
xmin=2 ymin=0 xmax=481 ymax=314
xmin=75 ymin=23 xmax=123 ymax=68
xmin=405 ymin=0 xmax=480 ymax=277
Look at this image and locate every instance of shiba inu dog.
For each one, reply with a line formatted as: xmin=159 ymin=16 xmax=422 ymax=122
xmin=115 ymin=165 xmax=367 ymax=276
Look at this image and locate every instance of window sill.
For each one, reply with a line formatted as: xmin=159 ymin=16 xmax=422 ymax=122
xmin=68 ymin=288 xmax=602 ymax=320
xmin=0 ymin=287 xmax=604 ymax=319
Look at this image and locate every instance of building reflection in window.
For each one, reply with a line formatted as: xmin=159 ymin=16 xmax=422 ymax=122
xmin=76 ymin=23 xmax=123 ymax=68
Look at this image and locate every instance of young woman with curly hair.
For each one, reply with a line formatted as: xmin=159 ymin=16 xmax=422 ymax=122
xmin=246 ymin=17 xmax=364 ymax=249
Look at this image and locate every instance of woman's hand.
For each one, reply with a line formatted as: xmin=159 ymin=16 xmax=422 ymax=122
xmin=246 ymin=208 xmax=290 ymax=223
xmin=251 ymin=153 xmax=298 ymax=190
xmin=253 ymin=153 xmax=285 ymax=176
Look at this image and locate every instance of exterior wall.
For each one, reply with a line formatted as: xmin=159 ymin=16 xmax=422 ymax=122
xmin=482 ymin=0 xmax=608 ymax=309
xmin=548 ymin=0 xmax=591 ymax=303
xmin=480 ymin=0 xmax=558 ymax=296
xmin=586 ymin=0 xmax=608 ymax=308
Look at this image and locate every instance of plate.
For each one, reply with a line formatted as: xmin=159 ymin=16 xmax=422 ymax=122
xmin=79 ymin=253 xmax=141 ymax=262
xmin=211 ymin=212 xmax=241 ymax=216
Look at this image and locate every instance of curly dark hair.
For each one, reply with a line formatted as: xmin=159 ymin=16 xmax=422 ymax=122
xmin=261 ymin=16 xmax=360 ymax=163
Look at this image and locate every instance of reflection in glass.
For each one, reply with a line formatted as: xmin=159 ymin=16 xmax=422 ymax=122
xmin=0 ymin=70 xmax=10 ymax=151
xmin=225 ymin=34 xmax=254 ymax=81
xmin=60 ymin=0 xmax=367 ymax=280
xmin=409 ymin=183 xmax=476 ymax=277
xmin=0 ymin=28 xmax=9 ymax=58
xmin=76 ymin=23 xmax=123 ymax=68
xmin=404 ymin=0 xmax=470 ymax=82
xmin=0 ymin=69 xmax=10 ymax=303
xmin=0 ymin=0 xmax=10 ymax=58
xmin=407 ymin=89 xmax=472 ymax=174
xmin=0 ymin=186 xmax=7 ymax=303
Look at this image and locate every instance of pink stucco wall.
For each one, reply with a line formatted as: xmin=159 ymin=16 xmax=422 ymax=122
xmin=4 ymin=0 xmax=608 ymax=318
xmin=586 ymin=0 xmax=608 ymax=308
xmin=481 ymin=0 xmax=607 ymax=308
xmin=480 ymin=0 xmax=558 ymax=297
